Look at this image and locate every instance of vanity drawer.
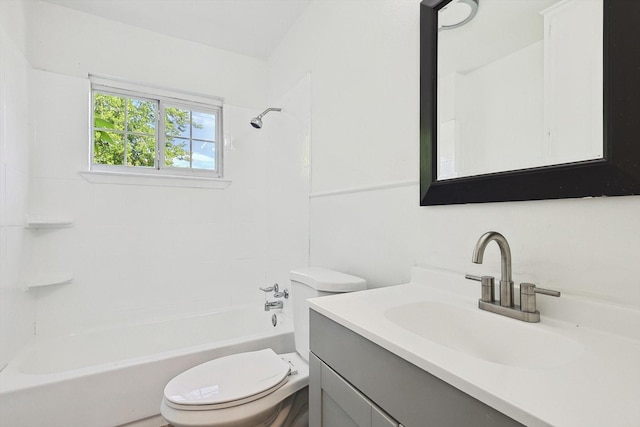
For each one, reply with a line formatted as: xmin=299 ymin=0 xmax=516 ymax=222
xmin=310 ymin=351 xmax=399 ymax=427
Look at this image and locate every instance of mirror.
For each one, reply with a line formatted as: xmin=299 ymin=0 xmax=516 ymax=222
xmin=437 ymin=0 xmax=603 ymax=180
xmin=420 ymin=0 xmax=640 ymax=205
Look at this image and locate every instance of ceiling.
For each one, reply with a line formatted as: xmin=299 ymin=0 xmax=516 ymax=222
xmin=41 ymin=0 xmax=312 ymax=60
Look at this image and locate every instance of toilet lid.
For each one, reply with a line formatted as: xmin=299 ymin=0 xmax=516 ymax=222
xmin=164 ymin=349 xmax=290 ymax=409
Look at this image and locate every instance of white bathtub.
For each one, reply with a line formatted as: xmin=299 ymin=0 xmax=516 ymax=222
xmin=0 ymin=306 xmax=294 ymax=427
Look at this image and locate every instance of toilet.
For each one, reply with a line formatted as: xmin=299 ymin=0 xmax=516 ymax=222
xmin=160 ymin=267 xmax=366 ymax=427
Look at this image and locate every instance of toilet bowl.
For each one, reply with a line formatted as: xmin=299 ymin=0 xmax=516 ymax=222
xmin=160 ymin=268 xmax=366 ymax=427
xmin=161 ymin=350 xmax=308 ymax=427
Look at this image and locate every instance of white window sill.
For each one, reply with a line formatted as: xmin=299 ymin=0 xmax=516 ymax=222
xmin=79 ymin=170 xmax=232 ymax=189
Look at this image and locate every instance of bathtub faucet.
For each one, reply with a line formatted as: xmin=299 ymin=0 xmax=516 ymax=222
xmin=259 ymin=283 xmax=289 ymax=299
xmin=264 ymin=300 xmax=283 ymax=311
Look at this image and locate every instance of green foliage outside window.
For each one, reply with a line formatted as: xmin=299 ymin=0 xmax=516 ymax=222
xmin=93 ymin=93 xmax=195 ymax=168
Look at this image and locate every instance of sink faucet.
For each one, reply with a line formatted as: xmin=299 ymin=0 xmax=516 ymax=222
xmin=466 ymin=231 xmax=561 ymax=323
xmin=471 ymin=231 xmax=514 ymax=307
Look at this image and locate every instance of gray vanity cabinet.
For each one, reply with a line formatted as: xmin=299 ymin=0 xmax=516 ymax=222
xmin=309 ymin=352 xmax=399 ymax=427
xmin=309 ymin=310 xmax=524 ymax=427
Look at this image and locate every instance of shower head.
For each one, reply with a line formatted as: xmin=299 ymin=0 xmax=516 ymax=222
xmin=250 ymin=117 xmax=263 ymax=129
xmin=250 ymin=107 xmax=282 ymax=129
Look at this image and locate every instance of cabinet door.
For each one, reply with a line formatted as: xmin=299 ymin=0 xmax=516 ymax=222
xmin=309 ymin=353 xmax=398 ymax=427
xmin=372 ymin=406 xmax=399 ymax=427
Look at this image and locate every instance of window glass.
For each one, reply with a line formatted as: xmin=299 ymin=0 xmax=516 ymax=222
xmin=166 ymin=137 xmax=191 ymax=168
xmin=127 ymin=134 xmax=155 ymax=167
xmin=192 ymin=111 xmax=216 ymax=141
xmin=164 ymin=106 xmax=217 ymax=171
xmin=94 ymin=131 xmax=124 ymax=165
xmin=94 ymin=93 xmax=125 ymax=131
xmin=193 ymin=140 xmax=216 ymax=170
xmin=127 ymin=98 xmax=156 ymax=134
xmin=91 ymin=83 xmax=222 ymax=177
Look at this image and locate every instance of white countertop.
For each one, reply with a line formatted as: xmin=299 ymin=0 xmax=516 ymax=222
xmin=308 ymin=267 xmax=640 ymax=427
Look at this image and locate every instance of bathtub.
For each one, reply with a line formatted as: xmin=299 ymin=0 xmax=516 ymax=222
xmin=0 ymin=306 xmax=294 ymax=427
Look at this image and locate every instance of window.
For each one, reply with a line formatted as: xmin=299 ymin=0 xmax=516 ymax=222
xmin=91 ymin=76 xmax=223 ymax=178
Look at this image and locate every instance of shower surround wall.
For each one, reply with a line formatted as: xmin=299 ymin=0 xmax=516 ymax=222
xmin=6 ymin=0 xmax=310 ymax=338
xmin=0 ymin=0 xmax=35 ymax=368
xmin=267 ymin=1 xmax=640 ymax=309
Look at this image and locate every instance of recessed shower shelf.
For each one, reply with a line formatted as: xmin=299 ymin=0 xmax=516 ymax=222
xmin=25 ymin=218 xmax=74 ymax=229
xmin=27 ymin=275 xmax=74 ymax=291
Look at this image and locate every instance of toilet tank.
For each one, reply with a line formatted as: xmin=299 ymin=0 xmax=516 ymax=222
xmin=290 ymin=267 xmax=366 ymax=362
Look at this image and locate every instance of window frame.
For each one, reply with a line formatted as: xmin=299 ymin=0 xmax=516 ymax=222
xmin=90 ymin=76 xmax=224 ymax=179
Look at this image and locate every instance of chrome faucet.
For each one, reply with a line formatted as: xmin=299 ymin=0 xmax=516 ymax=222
xmin=260 ymin=283 xmax=288 ymax=312
xmin=471 ymin=231 xmax=514 ymax=307
xmin=259 ymin=283 xmax=289 ymax=299
xmin=466 ymin=231 xmax=560 ymax=323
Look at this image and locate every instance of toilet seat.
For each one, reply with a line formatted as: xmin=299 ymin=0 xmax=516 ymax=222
xmin=164 ymin=349 xmax=291 ymax=411
xmin=161 ymin=352 xmax=310 ymax=427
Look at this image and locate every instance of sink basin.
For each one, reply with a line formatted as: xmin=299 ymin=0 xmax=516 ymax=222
xmin=385 ymin=301 xmax=584 ymax=369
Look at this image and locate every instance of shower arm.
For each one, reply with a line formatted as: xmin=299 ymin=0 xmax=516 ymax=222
xmin=257 ymin=107 xmax=282 ymax=119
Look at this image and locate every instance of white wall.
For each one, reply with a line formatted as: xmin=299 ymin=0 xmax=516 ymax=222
xmin=264 ymin=74 xmax=311 ymax=296
xmin=29 ymin=1 xmax=267 ymax=108
xmin=0 ymin=0 xmax=36 ymax=367
xmin=268 ymin=0 xmax=640 ymax=309
xmin=268 ymin=0 xmax=418 ymax=194
xmin=18 ymin=1 xmax=310 ymax=336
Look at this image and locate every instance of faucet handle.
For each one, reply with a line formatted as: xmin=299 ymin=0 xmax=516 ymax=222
xmin=274 ymin=289 xmax=289 ymax=299
xmin=520 ymin=283 xmax=560 ymax=313
xmin=259 ymin=283 xmax=279 ymax=293
xmin=465 ymin=274 xmax=495 ymax=303
xmin=534 ymin=286 xmax=561 ymax=297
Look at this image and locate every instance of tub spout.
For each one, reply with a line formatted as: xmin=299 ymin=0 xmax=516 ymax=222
xmin=264 ymin=301 xmax=283 ymax=311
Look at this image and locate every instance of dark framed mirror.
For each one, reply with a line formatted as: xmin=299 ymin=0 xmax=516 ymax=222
xmin=420 ymin=0 xmax=640 ymax=205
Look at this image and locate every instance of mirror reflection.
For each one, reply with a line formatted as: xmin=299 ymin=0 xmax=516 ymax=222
xmin=437 ymin=0 xmax=603 ymax=180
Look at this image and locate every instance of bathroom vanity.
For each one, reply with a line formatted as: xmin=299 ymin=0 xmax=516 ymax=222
xmin=308 ymin=267 xmax=640 ymax=427
xmin=309 ymin=311 xmax=521 ymax=426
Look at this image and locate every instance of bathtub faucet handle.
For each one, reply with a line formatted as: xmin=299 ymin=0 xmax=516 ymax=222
xmin=259 ymin=283 xmax=279 ymax=293
xmin=274 ymin=289 xmax=289 ymax=299
xmin=259 ymin=283 xmax=289 ymax=299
